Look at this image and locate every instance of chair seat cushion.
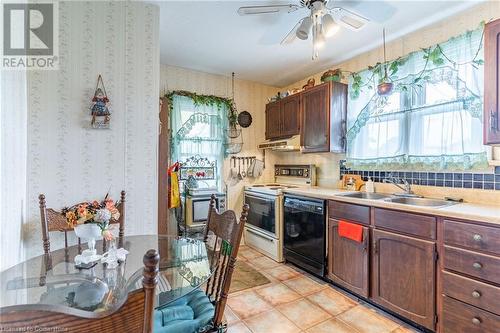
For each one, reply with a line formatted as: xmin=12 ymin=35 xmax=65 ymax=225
xmin=154 ymin=289 xmax=214 ymax=333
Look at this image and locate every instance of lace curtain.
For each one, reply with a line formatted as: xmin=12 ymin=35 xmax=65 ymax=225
xmin=346 ymin=27 xmax=488 ymax=171
xmin=170 ymin=94 xmax=228 ymax=186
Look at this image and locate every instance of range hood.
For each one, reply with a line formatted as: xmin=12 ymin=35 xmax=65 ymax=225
xmin=258 ymin=135 xmax=300 ymax=151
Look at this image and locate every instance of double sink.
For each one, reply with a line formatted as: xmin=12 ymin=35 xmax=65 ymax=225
xmin=338 ymin=192 xmax=457 ymax=208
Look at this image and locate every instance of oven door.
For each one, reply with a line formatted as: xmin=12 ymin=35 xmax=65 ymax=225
xmin=186 ymin=196 xmax=219 ymax=225
xmin=244 ymin=192 xmax=280 ymax=238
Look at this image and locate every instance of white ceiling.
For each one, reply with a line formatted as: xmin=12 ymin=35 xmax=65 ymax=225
xmin=158 ymin=1 xmax=482 ymax=87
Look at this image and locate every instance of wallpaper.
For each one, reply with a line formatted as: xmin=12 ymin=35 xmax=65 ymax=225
xmin=22 ymin=1 xmax=160 ymax=261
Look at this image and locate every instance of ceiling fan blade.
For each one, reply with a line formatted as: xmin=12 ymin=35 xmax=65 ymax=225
xmin=237 ymin=4 xmax=300 ymax=16
xmin=327 ymin=1 xmax=396 ymax=23
xmin=280 ymin=18 xmax=304 ymax=45
xmin=331 ymin=7 xmax=369 ymax=30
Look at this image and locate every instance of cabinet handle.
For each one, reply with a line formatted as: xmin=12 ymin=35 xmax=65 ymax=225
xmin=472 ymin=317 xmax=481 ymax=325
xmin=472 ymin=290 xmax=481 ymax=298
xmin=490 ymin=110 xmax=498 ymax=131
xmin=473 ymin=234 xmax=482 ymax=242
xmin=473 ymin=262 xmax=483 ymax=270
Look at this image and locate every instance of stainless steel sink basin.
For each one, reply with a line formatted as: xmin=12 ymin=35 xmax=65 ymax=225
xmin=384 ymin=197 xmax=456 ymax=208
xmin=340 ymin=192 xmax=393 ymax=200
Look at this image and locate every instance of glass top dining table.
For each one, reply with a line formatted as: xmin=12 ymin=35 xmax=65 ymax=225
xmin=0 ymin=235 xmax=213 ymax=318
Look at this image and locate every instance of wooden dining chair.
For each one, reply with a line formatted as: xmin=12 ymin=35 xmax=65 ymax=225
xmin=0 ymin=249 xmax=159 ymax=333
xmin=154 ymin=194 xmax=248 ymax=333
xmin=38 ymin=191 xmax=126 ymax=255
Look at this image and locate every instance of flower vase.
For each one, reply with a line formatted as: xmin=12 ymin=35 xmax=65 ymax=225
xmin=74 ymin=224 xmax=102 ymax=264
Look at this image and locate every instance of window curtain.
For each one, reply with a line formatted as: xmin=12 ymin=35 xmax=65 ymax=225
xmin=170 ymin=94 xmax=228 ymax=185
xmin=346 ymin=27 xmax=487 ymax=171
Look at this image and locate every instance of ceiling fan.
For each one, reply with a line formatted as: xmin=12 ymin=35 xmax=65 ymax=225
xmin=238 ymin=0 xmax=371 ymax=60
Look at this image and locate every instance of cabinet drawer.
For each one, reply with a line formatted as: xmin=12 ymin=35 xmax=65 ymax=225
xmin=328 ymin=201 xmax=370 ymax=225
xmin=442 ymin=271 xmax=500 ymax=315
xmin=444 ymin=246 xmax=500 ymax=284
xmin=374 ymin=208 xmax=436 ymax=239
xmin=444 ymin=219 xmax=500 ymax=255
xmin=442 ymin=296 xmax=500 ymax=333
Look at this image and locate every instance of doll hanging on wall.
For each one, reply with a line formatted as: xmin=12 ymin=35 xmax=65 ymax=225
xmin=90 ymin=75 xmax=111 ymax=129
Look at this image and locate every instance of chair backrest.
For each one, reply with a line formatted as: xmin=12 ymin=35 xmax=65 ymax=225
xmin=0 ymin=249 xmax=159 ymax=333
xmin=38 ymin=191 xmax=126 ymax=255
xmin=203 ymin=194 xmax=248 ymax=330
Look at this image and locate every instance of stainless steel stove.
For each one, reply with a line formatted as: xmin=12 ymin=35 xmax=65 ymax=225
xmin=243 ymin=165 xmax=316 ymax=262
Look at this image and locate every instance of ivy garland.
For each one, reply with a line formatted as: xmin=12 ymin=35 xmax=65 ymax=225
xmin=165 ymin=90 xmax=238 ymax=126
xmin=336 ymin=22 xmax=486 ymax=99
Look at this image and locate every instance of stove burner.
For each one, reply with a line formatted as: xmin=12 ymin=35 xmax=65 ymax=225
xmin=252 ymin=185 xmax=265 ymax=187
xmin=266 ymin=183 xmax=280 ymax=186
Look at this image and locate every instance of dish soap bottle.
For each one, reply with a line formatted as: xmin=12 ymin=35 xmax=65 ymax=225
xmin=365 ymin=178 xmax=375 ymax=193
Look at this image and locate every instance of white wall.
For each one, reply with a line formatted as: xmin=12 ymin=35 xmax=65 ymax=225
xmin=14 ymin=1 xmax=160 ymax=261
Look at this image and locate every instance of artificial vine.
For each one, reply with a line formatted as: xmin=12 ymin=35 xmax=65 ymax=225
xmin=165 ymin=90 xmax=238 ymax=126
xmin=339 ymin=22 xmax=486 ymax=99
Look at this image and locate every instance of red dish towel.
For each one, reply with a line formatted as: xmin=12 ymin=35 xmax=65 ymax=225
xmin=338 ymin=220 xmax=363 ymax=243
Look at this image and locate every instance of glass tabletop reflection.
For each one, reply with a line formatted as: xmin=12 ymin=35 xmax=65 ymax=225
xmin=0 ymin=235 xmax=213 ymax=317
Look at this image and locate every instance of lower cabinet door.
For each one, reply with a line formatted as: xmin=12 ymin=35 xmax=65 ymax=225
xmin=372 ymin=229 xmax=436 ymax=330
xmin=328 ymin=219 xmax=369 ymax=297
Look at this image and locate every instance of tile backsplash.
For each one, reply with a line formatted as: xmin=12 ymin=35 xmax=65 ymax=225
xmin=340 ymin=161 xmax=500 ymax=191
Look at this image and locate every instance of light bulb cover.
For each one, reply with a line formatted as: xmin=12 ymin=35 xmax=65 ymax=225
xmin=322 ymin=14 xmax=339 ymax=37
xmin=296 ymin=17 xmax=312 ymax=40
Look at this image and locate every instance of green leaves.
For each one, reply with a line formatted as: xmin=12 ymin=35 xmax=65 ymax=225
xmin=423 ymin=46 xmax=445 ymax=66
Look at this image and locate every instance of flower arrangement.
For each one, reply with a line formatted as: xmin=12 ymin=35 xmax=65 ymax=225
xmin=62 ymin=194 xmax=120 ymax=241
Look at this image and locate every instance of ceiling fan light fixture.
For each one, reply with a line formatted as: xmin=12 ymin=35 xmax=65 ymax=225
xmin=322 ymin=14 xmax=339 ymax=37
xmin=296 ymin=16 xmax=312 ymax=40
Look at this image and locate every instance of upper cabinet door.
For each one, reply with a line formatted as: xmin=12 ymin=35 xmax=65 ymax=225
xmin=265 ymin=101 xmax=281 ymax=140
xmin=484 ymin=19 xmax=500 ymax=145
xmin=280 ymin=94 xmax=300 ymax=138
xmin=330 ymin=82 xmax=348 ymax=153
xmin=301 ymin=83 xmax=331 ymax=153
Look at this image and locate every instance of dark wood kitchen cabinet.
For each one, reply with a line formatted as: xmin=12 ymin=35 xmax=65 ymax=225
xmin=265 ymin=94 xmax=300 ymax=140
xmin=484 ymin=18 xmax=500 ymax=145
xmin=301 ymin=82 xmax=347 ymax=153
xmin=372 ymin=229 xmax=436 ymax=330
xmin=328 ymin=219 xmax=369 ymax=297
xmin=265 ymin=101 xmax=281 ymax=140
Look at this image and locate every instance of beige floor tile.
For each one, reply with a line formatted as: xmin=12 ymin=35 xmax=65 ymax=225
xmin=238 ymin=246 xmax=264 ymax=260
xmin=338 ymin=305 xmax=400 ymax=333
xmin=255 ymin=283 xmax=302 ymax=306
xmin=226 ymin=290 xmax=273 ymax=320
xmin=306 ymin=287 xmax=357 ymax=315
xmin=244 ymin=309 xmax=301 ymax=333
xmin=392 ymin=326 xmax=421 ymax=333
xmin=248 ymin=255 xmax=281 ymax=270
xmin=224 ymin=306 xmax=240 ymax=325
xmin=277 ymin=298 xmax=331 ymax=330
xmin=227 ymin=321 xmax=252 ymax=333
xmin=306 ymin=318 xmax=360 ymax=333
xmin=283 ymin=275 xmax=326 ymax=296
xmin=264 ymin=265 xmax=301 ymax=281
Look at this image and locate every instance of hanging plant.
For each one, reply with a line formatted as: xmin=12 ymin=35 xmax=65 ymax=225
xmin=164 ymin=90 xmax=237 ymax=127
xmin=342 ymin=23 xmax=485 ymax=99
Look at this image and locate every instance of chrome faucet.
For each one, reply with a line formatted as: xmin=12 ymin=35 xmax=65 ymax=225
xmin=383 ymin=175 xmax=421 ymax=197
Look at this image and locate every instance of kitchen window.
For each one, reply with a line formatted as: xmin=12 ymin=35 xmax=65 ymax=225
xmin=169 ymin=93 xmax=229 ymax=188
xmin=346 ymin=27 xmax=487 ymax=171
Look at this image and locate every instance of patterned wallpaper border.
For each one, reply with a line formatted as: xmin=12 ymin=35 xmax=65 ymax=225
xmin=340 ymin=160 xmax=500 ymax=191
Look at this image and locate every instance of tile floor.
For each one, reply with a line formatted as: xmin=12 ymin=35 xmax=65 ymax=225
xmin=225 ymin=245 xmax=422 ymax=333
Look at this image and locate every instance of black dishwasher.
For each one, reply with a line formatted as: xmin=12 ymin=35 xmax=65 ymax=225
xmin=283 ymin=195 xmax=326 ymax=277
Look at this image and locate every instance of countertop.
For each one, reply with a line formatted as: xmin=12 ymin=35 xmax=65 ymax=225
xmin=283 ymin=187 xmax=500 ymax=226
